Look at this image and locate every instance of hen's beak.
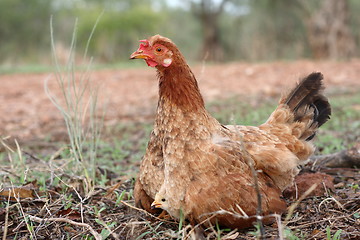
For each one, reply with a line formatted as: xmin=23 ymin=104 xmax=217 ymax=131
xmin=151 ymin=200 xmax=161 ymax=210
xmin=130 ymin=50 xmax=151 ymax=60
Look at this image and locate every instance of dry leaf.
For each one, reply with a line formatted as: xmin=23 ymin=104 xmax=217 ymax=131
xmin=222 ymin=232 xmax=239 ymax=239
xmin=63 ymin=225 xmax=77 ymax=233
xmin=311 ymin=229 xmax=321 ymax=235
xmin=57 ymin=208 xmax=81 ymax=221
xmin=0 ymin=207 xmax=6 ymax=221
xmin=0 ymin=187 xmax=34 ymax=201
xmin=103 ymin=181 xmax=122 ymax=199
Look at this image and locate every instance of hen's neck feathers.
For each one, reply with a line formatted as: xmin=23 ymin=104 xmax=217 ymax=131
xmin=157 ymin=53 xmax=205 ymax=112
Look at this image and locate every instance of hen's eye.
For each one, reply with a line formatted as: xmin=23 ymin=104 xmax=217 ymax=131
xmin=156 ymin=48 xmax=162 ymax=52
xmin=161 ymin=198 xmax=166 ymax=202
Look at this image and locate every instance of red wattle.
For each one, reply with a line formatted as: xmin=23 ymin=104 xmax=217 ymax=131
xmin=146 ymin=59 xmax=158 ymax=67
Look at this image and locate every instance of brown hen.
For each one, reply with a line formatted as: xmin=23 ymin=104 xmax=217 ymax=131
xmin=130 ymin=35 xmax=331 ymax=228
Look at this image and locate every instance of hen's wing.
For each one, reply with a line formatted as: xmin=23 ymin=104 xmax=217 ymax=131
xmin=223 ymin=125 xmax=303 ymax=190
xmin=134 ymin=131 xmax=164 ymax=212
xmin=183 ymin=139 xmax=286 ymax=228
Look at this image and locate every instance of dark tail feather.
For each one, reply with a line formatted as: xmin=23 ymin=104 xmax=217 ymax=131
xmin=282 ymin=72 xmax=331 ymax=140
xmin=312 ymin=96 xmax=332 ymax=128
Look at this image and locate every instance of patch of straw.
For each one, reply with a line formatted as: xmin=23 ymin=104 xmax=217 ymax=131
xmin=45 ymin=15 xmax=104 ymax=194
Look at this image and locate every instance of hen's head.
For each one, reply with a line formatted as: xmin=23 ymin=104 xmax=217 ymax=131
xmin=130 ymin=35 xmax=178 ymax=68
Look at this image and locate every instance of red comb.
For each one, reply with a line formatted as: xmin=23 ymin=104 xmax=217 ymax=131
xmin=139 ymin=39 xmax=149 ymax=50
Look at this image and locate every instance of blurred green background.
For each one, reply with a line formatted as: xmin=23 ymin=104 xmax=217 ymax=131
xmin=1 ymin=0 xmax=359 ymax=68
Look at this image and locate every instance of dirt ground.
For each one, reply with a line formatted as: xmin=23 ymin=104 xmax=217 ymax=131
xmin=1 ymin=59 xmax=360 ymax=142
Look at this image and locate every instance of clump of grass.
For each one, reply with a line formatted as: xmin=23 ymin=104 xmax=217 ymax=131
xmin=207 ymin=95 xmax=275 ymax=126
xmin=45 ymin=16 xmax=104 ymax=194
xmin=326 ymin=226 xmax=342 ymax=240
xmin=0 ymin=137 xmax=27 ymax=185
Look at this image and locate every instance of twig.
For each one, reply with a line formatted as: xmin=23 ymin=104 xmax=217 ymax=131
xmin=184 ymin=214 xmax=217 ymax=240
xmin=22 ymin=151 xmax=42 ymax=162
xmin=284 ymin=183 xmax=318 ymax=224
xmin=310 ymin=143 xmax=360 ymax=170
xmin=96 ymin=211 xmax=120 ymax=240
xmin=288 ymin=213 xmax=355 ymax=229
xmin=318 ymin=196 xmax=344 ymax=211
xmin=227 ymin=123 xmax=266 ymax=238
xmin=248 ymin=162 xmax=265 ymax=238
xmin=274 ymin=214 xmax=284 ymax=240
xmin=0 ymin=167 xmax=19 ymax=178
xmin=0 ymin=137 xmax=15 ymax=153
xmin=2 ymin=195 xmax=11 ymax=240
xmin=13 ymin=188 xmax=37 ymax=240
xmin=9 ymin=181 xmax=37 ymax=239
xmin=28 ymin=215 xmax=102 ymax=240
xmin=120 ymin=200 xmax=177 ymax=224
xmin=238 ymin=136 xmax=265 ymax=238
xmin=54 ymin=173 xmax=86 ymax=224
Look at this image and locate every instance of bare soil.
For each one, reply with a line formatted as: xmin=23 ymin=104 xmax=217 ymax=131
xmin=1 ymin=59 xmax=360 ymax=142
